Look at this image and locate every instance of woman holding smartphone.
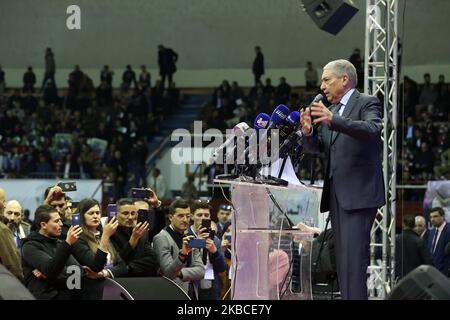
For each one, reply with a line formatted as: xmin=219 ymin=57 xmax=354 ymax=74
xmin=71 ymin=198 xmax=127 ymax=299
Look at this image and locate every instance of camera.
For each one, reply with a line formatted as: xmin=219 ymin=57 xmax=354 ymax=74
xmin=57 ymin=181 xmax=77 ymax=192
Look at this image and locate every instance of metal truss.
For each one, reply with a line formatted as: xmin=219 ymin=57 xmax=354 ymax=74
xmin=364 ymin=0 xmax=398 ymax=299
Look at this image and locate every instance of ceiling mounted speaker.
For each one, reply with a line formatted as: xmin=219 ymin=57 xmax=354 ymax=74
xmin=301 ymin=0 xmax=359 ymax=35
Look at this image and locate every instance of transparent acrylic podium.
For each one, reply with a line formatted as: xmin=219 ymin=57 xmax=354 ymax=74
xmin=214 ymin=179 xmax=322 ymax=300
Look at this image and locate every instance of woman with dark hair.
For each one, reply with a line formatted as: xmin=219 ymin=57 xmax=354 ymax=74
xmin=71 ymin=198 xmax=127 ymax=299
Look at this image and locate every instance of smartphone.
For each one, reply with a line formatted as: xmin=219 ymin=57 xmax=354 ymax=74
xmin=201 ymin=219 xmax=212 ymax=237
xmin=72 ymin=213 xmax=81 ymax=226
xmin=58 ymin=181 xmax=77 ymax=192
xmin=131 ymin=188 xmax=152 ymax=199
xmin=107 ymin=204 xmax=117 ymax=222
xmin=137 ymin=209 xmax=148 ymax=224
xmin=188 ymin=238 xmax=206 ymax=249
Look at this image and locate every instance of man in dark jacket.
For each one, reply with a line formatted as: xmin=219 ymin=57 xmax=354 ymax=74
xmin=252 ymin=46 xmax=265 ymax=85
xmin=395 ymin=215 xmax=433 ymax=280
xmin=110 ymin=198 xmax=159 ymax=277
xmin=21 ymin=205 xmax=83 ymax=300
xmin=158 ymin=45 xmax=178 ymax=88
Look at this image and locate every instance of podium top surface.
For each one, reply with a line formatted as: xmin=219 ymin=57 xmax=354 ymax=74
xmin=213 ymin=179 xmax=322 ymax=191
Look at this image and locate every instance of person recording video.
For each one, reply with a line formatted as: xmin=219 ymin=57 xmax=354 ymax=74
xmin=152 ymin=198 xmax=204 ymax=300
xmin=187 ymin=200 xmax=227 ymax=300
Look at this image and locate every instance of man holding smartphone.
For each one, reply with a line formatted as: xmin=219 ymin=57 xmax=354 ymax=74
xmin=153 ymin=199 xmax=204 ymax=299
xmin=188 ymin=200 xmax=227 ymax=300
xmin=43 ymin=185 xmax=72 ymax=239
xmin=110 ymin=198 xmax=159 ymax=277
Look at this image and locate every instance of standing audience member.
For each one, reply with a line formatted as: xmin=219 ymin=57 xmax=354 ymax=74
xmin=71 ymin=198 xmax=127 ymax=299
xmin=110 ymin=198 xmax=159 ymax=277
xmin=158 ymin=45 xmax=178 ymax=88
xmin=395 ymin=215 xmax=433 ymax=280
xmin=4 ymin=200 xmax=30 ymax=247
xmin=188 ymin=200 xmax=227 ymax=300
xmin=153 ymin=199 xmax=204 ymax=299
xmin=252 ymin=46 xmax=265 ymax=85
xmin=0 ymin=215 xmax=23 ymax=281
xmin=305 ymin=61 xmax=318 ymax=91
xmin=21 ymin=205 xmax=83 ymax=299
xmin=427 ymin=207 xmax=450 ymax=275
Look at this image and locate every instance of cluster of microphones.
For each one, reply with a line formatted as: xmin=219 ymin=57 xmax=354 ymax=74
xmin=211 ymin=94 xmax=323 ymax=185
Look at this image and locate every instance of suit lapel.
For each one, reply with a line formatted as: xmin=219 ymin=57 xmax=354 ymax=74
xmin=331 ymin=89 xmax=359 ymax=144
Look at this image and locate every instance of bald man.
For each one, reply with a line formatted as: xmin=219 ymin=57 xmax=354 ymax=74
xmin=0 ymin=188 xmax=6 ymax=216
xmin=4 ymin=200 xmax=30 ymax=247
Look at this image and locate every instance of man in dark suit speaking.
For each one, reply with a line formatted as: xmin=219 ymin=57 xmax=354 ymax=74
xmin=300 ymin=59 xmax=385 ymax=300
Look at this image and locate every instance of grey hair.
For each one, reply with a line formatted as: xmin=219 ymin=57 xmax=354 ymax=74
xmin=415 ymin=215 xmax=426 ymax=225
xmin=323 ymin=59 xmax=358 ymax=87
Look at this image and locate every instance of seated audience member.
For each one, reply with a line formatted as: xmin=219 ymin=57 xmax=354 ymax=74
xmin=71 ymin=198 xmax=127 ymax=299
xmin=21 ymin=205 xmax=83 ymax=299
xmin=187 ymin=200 xmax=227 ymax=300
xmin=110 ymin=198 xmax=159 ymax=277
xmin=153 ymin=198 xmax=205 ymax=299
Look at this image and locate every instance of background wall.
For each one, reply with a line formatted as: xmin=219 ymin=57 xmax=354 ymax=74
xmin=1 ymin=0 xmax=449 ymax=87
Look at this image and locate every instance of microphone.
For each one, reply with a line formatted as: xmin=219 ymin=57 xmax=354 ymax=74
xmin=246 ymin=105 xmax=290 ymax=164
xmin=211 ymin=122 xmax=250 ymax=162
xmin=234 ymin=113 xmax=270 ymax=165
xmin=253 ymin=113 xmax=270 ymax=130
xmin=279 ymin=111 xmax=300 ymax=141
xmin=307 ymin=93 xmax=324 ymax=129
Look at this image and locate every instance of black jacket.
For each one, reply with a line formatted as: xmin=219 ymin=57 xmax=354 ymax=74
xmin=395 ymin=229 xmax=433 ymax=280
xmin=110 ymin=226 xmax=159 ymax=277
xmin=252 ymin=52 xmax=265 ymax=76
xmin=21 ymin=231 xmax=81 ymax=300
xmin=71 ymin=234 xmax=128 ymax=299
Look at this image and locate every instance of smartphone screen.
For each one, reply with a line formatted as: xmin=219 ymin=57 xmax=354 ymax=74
xmin=72 ymin=213 xmax=81 ymax=226
xmin=137 ymin=209 xmax=148 ymax=224
xmin=107 ymin=204 xmax=117 ymax=222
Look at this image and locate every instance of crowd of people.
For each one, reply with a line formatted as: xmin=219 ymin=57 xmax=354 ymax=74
xmin=0 ymin=47 xmax=181 ymax=200
xmin=0 ymin=185 xmax=236 ymax=300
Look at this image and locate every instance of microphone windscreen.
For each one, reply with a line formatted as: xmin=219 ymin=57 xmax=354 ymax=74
xmin=270 ymin=104 xmax=290 ymax=126
xmin=253 ymin=113 xmax=270 ymax=130
xmin=286 ymin=111 xmax=300 ymax=127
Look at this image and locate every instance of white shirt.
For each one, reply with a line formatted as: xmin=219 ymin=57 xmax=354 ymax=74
xmin=337 ymin=88 xmax=356 ymax=116
xmin=432 ymin=221 xmax=446 ymax=253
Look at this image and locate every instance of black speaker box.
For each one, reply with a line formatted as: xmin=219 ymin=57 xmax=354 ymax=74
xmin=302 ymin=0 xmax=359 ymax=35
xmin=388 ymin=265 xmax=450 ymax=300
